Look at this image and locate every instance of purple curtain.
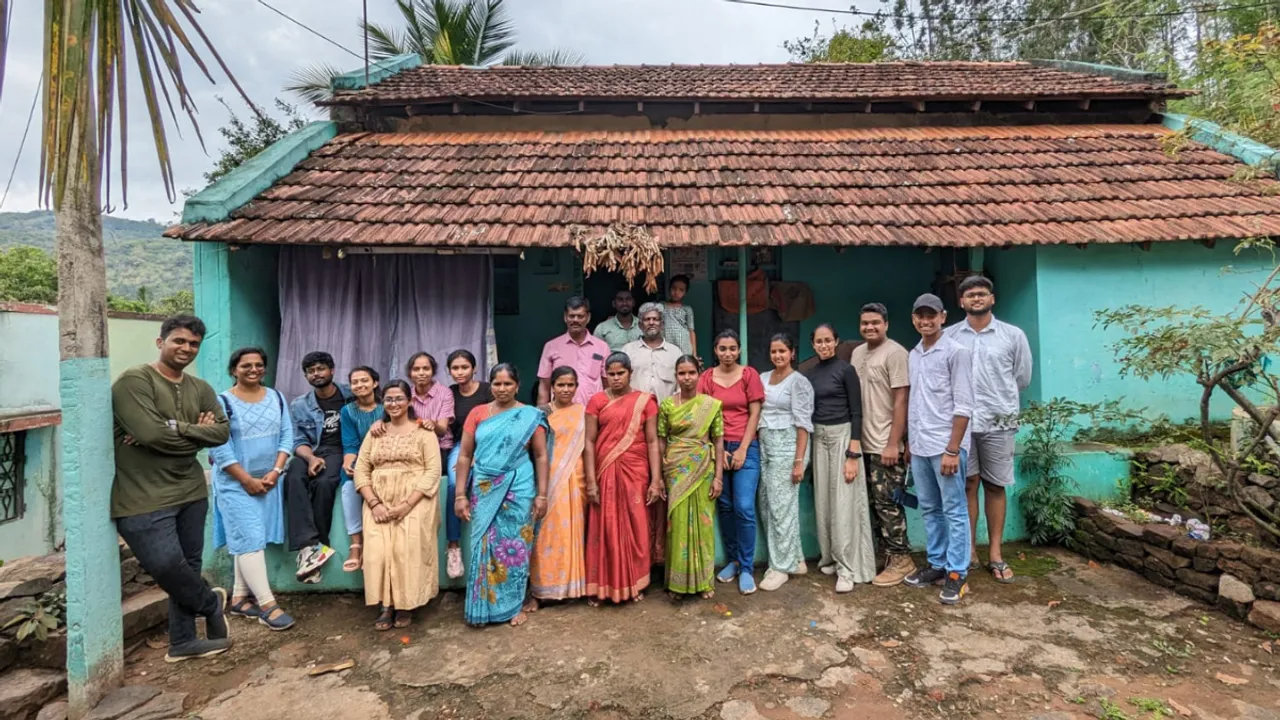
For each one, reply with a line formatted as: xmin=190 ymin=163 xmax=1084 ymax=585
xmin=276 ymin=247 xmax=492 ymax=401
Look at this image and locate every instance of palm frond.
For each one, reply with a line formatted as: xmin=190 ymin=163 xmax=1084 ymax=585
xmin=466 ymin=0 xmax=515 ymax=66
xmin=362 ymin=20 xmax=408 ymax=62
xmin=286 ymin=62 xmax=346 ymax=105
xmin=501 ymin=49 xmax=585 ymax=66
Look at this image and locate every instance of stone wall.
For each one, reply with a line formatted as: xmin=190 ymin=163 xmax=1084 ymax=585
xmin=1072 ymin=497 xmax=1280 ymax=633
xmin=1132 ymin=444 xmax=1279 ymax=545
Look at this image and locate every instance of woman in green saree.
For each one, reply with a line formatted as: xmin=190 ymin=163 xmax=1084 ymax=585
xmin=658 ymin=355 xmax=725 ymax=599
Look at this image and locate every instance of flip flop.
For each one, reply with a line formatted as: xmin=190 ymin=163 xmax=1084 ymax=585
xmin=393 ymin=610 xmax=413 ymax=628
xmin=343 ymin=544 xmax=362 ymax=572
xmin=988 ymin=561 xmax=1015 ymax=584
xmin=374 ymin=608 xmax=394 ymax=632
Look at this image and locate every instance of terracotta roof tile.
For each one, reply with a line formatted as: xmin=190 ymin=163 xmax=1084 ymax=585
xmin=169 ymin=125 xmax=1280 ymax=248
xmin=328 ymin=62 xmax=1190 ymax=105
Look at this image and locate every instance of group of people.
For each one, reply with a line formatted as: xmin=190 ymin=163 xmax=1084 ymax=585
xmin=107 ymin=273 xmax=1029 ymax=663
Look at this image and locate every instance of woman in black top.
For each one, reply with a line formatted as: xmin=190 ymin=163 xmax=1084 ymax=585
xmin=445 ymin=350 xmax=493 ymax=579
xmin=802 ymin=323 xmax=875 ymax=593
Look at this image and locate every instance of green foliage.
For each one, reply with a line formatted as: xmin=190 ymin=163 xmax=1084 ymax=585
xmin=1176 ymin=22 xmax=1280 ymax=148
xmin=784 ymin=20 xmax=896 ymax=62
xmin=1128 ymin=697 xmax=1173 ymax=718
xmin=1 ymin=589 xmax=66 ymax=643
xmin=1099 ymin=699 xmax=1133 ymax=720
xmin=0 ymin=211 xmax=190 ymax=299
xmin=0 ymin=246 xmax=58 ymax=304
xmin=204 ymin=99 xmax=309 ymax=186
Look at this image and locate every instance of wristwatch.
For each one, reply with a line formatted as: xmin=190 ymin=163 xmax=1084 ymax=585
xmin=844 ymin=450 xmax=862 ymax=460
xmin=271 ymin=466 xmax=285 ymax=474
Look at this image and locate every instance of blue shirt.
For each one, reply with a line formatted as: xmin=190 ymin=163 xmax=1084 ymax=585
xmin=907 ymin=335 xmax=974 ymax=458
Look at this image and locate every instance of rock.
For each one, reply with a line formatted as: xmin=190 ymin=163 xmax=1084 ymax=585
xmin=84 ymin=686 xmax=161 ymax=720
xmin=0 ymin=579 xmax=53 ymax=600
xmin=720 ymin=700 xmax=767 ymax=720
xmin=1256 ymin=582 xmax=1280 ymax=602
xmin=1243 ymin=486 xmax=1278 ymax=512
xmin=1113 ymin=522 xmax=1145 ymax=540
xmin=37 ymin=701 xmax=69 ymax=720
xmin=815 ymin=666 xmax=857 ymax=688
xmin=1196 ymin=543 xmax=1220 ymax=560
xmin=1031 ymin=714 xmax=1075 ymax=720
xmin=1143 ymin=444 xmax=1212 ymax=468
xmin=1175 ymin=584 xmax=1217 ymax=604
xmin=1143 ymin=524 xmax=1182 ymax=548
xmin=1116 ymin=539 xmax=1146 ymax=557
xmin=0 ymin=669 xmax=66 ymax=720
xmin=0 ymin=555 xmax=65 ymax=586
xmin=119 ymin=557 xmax=142 ymax=587
xmin=1147 ymin=546 xmax=1191 ymax=570
xmin=1115 ymin=553 xmax=1145 ymax=572
xmin=1249 ymin=600 xmax=1280 ymax=633
xmin=1072 ymin=530 xmax=1093 ymax=548
xmin=1145 ymin=568 xmax=1176 ymax=588
xmin=1079 ymin=518 xmax=1099 ymax=533
xmin=1192 ymin=556 xmax=1218 ymax=573
xmin=1175 ymin=568 xmax=1219 ymax=591
xmin=0 ymin=636 xmax=15 ymax=672
xmin=1220 ymin=574 xmax=1256 ymax=604
xmin=1171 ymin=536 xmax=1198 ymax=557
xmin=786 ymin=696 xmax=831 ymax=718
xmin=1218 ymin=542 xmax=1244 ymax=560
xmin=1091 ymin=547 xmax=1116 ymax=563
xmin=0 ymin=597 xmax=28 ymax=629
xmin=20 ymin=630 xmax=67 ymax=670
xmin=1219 ymin=559 xmax=1260 ymax=585
xmin=1094 ymin=532 xmax=1117 ymax=551
xmin=1248 ymin=473 xmax=1280 ymax=489
xmin=1071 ymin=496 xmax=1097 ymax=514
xmin=1233 ymin=699 xmax=1280 ymax=720
xmin=1144 ymin=555 xmax=1174 ymax=578
xmin=118 ymin=692 xmax=185 ymax=720
xmin=120 ymin=588 xmax=168 ymax=640
xmin=1243 ymin=545 xmax=1279 ymax=570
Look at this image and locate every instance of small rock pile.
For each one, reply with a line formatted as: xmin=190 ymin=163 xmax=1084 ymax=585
xmin=1133 ymin=444 xmax=1279 ymax=544
xmin=1072 ymin=496 xmax=1280 ymax=634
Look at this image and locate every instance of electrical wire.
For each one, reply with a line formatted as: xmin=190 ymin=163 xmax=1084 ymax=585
xmin=0 ymin=74 xmax=41 ymax=210
xmin=722 ymin=0 xmax=1280 ymax=24
xmin=256 ymin=0 xmax=362 ymax=59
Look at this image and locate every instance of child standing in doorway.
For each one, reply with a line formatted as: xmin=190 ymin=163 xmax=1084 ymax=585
xmin=663 ymin=274 xmax=697 ymax=357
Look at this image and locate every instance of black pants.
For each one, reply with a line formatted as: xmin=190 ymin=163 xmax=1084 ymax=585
xmin=284 ymin=449 xmax=343 ymax=551
xmin=116 ymin=499 xmax=220 ymax=647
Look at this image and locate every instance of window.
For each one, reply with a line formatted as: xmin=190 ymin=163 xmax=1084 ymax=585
xmin=0 ymin=431 xmax=25 ymax=524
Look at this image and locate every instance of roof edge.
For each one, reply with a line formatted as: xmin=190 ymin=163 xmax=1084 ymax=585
xmin=1030 ymin=59 xmax=1169 ymax=86
xmin=332 ymin=53 xmax=423 ymax=92
xmin=181 ymin=121 xmax=338 ymax=225
xmin=1161 ymin=113 xmax=1280 ymax=171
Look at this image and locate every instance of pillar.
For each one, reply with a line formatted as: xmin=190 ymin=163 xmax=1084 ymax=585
xmin=738 ymin=247 xmax=748 ymax=357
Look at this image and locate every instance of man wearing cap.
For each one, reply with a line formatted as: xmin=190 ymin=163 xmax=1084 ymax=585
xmin=902 ymin=293 xmax=975 ymax=605
xmin=945 ymin=276 xmax=1032 ymax=584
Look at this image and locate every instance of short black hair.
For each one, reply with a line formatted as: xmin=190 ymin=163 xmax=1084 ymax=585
xmin=405 ymin=351 xmax=438 ymax=377
xmin=490 ymin=362 xmax=520 ymax=385
xmin=227 ymin=346 xmax=268 ymax=375
xmin=160 ymin=314 xmax=206 ymax=340
xmin=811 ymin=323 xmax=839 ymax=343
xmin=348 ymin=365 xmax=381 ymax=392
xmin=446 ymin=349 xmax=477 ymax=370
xmin=380 ymin=379 xmax=417 ymax=422
xmin=669 ymin=274 xmax=691 ymax=290
xmin=605 ymin=352 xmax=632 ymax=372
xmin=859 ymin=303 xmax=889 ymax=321
xmin=301 ymin=351 xmax=335 ymax=372
xmin=769 ymin=333 xmax=796 ymax=352
xmin=565 ymin=296 xmax=590 ymax=312
xmin=958 ymin=275 xmax=994 ymax=296
xmin=549 ymin=366 xmax=578 ymax=385
xmin=674 ymin=354 xmax=700 ymax=372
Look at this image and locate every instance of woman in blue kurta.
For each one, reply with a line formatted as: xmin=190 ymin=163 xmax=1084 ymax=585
xmin=340 ymin=366 xmax=383 ymax=572
xmin=454 ymin=364 xmax=552 ymax=627
xmin=210 ymin=347 xmax=297 ymax=631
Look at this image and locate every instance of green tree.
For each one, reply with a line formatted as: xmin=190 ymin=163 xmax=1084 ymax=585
xmin=288 ymin=0 xmax=584 ymax=104
xmin=0 ymin=246 xmax=57 ymax=304
xmin=784 ymin=20 xmax=896 ymax=62
xmin=204 ymin=99 xmax=309 ymax=185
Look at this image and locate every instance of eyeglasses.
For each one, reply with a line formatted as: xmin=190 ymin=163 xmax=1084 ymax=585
xmin=963 ymin=291 xmax=992 ymax=299
xmin=383 ymin=397 xmax=409 ymax=405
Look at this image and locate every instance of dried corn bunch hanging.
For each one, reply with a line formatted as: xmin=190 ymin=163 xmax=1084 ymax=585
xmin=570 ymin=223 xmax=665 ymax=294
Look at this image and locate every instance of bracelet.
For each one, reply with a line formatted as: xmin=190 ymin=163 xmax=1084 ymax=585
xmin=943 ymin=449 xmax=960 ymax=457
xmin=369 ymin=499 xmax=383 ymax=508
xmin=536 ymin=495 xmax=547 ymax=500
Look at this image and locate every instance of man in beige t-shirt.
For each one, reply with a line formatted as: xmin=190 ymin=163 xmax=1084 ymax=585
xmin=850 ymin=302 xmax=916 ymax=587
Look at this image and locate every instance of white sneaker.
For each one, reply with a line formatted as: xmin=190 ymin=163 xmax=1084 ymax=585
xmin=294 ymin=546 xmax=313 ymax=579
xmin=820 ymin=564 xmax=837 ymax=576
xmin=298 ymin=543 xmax=335 ymax=577
xmin=835 ymin=577 xmax=855 ymax=593
xmin=760 ymin=569 xmax=790 ymax=591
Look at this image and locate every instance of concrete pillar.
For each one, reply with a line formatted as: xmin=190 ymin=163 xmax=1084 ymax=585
xmin=60 ymin=356 xmax=123 ymax=718
xmin=738 ymin=247 xmax=748 ymax=358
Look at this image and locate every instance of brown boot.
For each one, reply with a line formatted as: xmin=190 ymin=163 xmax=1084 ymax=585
xmin=872 ymin=554 xmax=917 ymax=587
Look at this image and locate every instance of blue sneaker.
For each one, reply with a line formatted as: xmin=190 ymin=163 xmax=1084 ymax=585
xmin=738 ymin=572 xmax=757 ymax=595
xmin=716 ymin=562 xmax=739 ymax=584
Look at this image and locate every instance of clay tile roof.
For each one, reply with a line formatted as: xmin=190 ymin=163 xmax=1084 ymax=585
xmin=326 ymin=62 xmax=1191 ymax=106
xmin=167 ymin=125 xmax=1280 ymax=249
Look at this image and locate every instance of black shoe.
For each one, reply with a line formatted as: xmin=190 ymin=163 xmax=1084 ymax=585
xmin=206 ymin=587 xmax=230 ymax=640
xmin=164 ymin=637 xmax=232 ymax=663
xmin=903 ymin=566 xmax=946 ymax=588
xmin=939 ymin=572 xmax=969 ymax=605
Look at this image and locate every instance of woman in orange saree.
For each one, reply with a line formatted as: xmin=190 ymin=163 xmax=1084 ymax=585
xmin=585 ymin=353 xmax=663 ymax=606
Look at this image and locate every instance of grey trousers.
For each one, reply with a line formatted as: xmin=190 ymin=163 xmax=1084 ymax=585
xmin=812 ymin=423 xmax=876 ymax=583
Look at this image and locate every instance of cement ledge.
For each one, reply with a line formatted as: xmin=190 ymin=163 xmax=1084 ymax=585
xmin=1031 ymin=58 xmax=1168 ymax=85
xmin=1161 ymin=113 xmax=1280 ymax=171
xmin=331 ymin=53 xmax=422 ymax=92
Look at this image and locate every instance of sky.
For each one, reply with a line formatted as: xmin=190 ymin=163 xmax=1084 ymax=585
xmin=0 ymin=0 xmax=849 ymax=223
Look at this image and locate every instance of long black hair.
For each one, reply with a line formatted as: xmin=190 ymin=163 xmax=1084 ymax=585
xmin=348 ymin=365 xmax=382 ymax=401
xmin=549 ymin=365 xmax=579 ymax=385
xmin=489 ymin=362 xmax=520 ymax=385
xmin=380 ymin=379 xmax=417 ymax=423
xmin=605 ymin=352 xmax=632 ymax=372
xmin=227 ymin=346 xmax=268 ymax=376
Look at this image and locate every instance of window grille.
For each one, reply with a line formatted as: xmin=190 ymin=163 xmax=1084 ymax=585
xmin=0 ymin=431 xmax=26 ymax=523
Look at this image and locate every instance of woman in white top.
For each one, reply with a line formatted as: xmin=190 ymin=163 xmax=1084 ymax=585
xmin=757 ymin=333 xmax=815 ymax=591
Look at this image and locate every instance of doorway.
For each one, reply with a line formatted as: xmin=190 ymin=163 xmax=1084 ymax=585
xmin=583 ymin=270 xmax=661 ymax=331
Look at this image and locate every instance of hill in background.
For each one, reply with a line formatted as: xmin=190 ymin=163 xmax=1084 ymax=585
xmin=0 ymin=211 xmax=191 ymax=299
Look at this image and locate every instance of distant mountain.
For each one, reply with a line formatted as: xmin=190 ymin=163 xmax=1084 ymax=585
xmin=0 ymin=211 xmax=191 ymax=299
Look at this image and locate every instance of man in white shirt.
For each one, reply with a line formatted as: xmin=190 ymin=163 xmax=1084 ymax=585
xmin=945 ymin=276 xmax=1033 ymax=585
xmin=622 ymin=303 xmax=683 ymax=401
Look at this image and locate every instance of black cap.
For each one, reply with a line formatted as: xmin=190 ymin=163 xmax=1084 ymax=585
xmin=912 ymin=293 xmax=944 ymax=313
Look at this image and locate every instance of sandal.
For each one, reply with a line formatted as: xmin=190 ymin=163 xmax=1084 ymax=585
xmin=258 ymin=605 xmax=296 ymax=631
xmin=374 ymin=607 xmax=395 ymax=632
xmin=988 ymin=561 xmax=1015 ymax=584
xmin=393 ymin=610 xmax=413 ymax=629
xmin=227 ymin=599 xmax=261 ymax=618
xmin=343 ymin=544 xmax=363 ymax=573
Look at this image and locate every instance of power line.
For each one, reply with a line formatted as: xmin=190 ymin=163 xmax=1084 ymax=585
xmin=722 ymin=0 xmax=1280 ymax=24
xmin=256 ymin=0 xmax=362 ymax=59
xmin=0 ymin=74 xmax=41 ymax=211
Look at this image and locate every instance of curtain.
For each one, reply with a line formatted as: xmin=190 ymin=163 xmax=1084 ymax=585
xmin=276 ymin=247 xmax=492 ymax=401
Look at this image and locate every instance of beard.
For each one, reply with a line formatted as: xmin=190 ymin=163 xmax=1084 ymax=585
xmin=966 ymin=305 xmax=992 ymax=316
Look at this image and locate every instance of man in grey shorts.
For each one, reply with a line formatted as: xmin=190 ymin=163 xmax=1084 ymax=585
xmin=945 ymin=276 xmax=1032 ymax=583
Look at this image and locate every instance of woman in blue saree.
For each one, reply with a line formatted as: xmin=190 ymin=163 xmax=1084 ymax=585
xmin=454 ymin=363 xmax=551 ymax=627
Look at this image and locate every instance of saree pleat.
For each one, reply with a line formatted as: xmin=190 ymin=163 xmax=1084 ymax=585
xmin=586 ymin=391 xmax=655 ymax=602
xmin=530 ymin=404 xmax=587 ymax=600
xmin=659 ymin=395 xmax=723 ymax=594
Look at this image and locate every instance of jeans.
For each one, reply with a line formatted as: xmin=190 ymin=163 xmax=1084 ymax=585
xmin=284 ymin=448 xmax=343 ymax=551
xmin=717 ymin=440 xmax=761 ymax=571
xmin=339 ymin=480 xmax=363 ymax=536
xmin=116 ymin=499 xmax=220 ymax=647
xmin=911 ymin=451 xmax=971 ymax=576
xmin=445 ymin=445 xmax=463 ymax=544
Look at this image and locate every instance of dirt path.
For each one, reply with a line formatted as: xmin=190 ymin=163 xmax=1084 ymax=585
xmin=125 ymin=547 xmax=1280 ymax=720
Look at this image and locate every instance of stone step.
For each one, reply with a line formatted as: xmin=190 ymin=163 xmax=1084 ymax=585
xmin=120 ymin=588 xmax=168 ymax=642
xmin=0 ymin=668 xmax=65 ymax=720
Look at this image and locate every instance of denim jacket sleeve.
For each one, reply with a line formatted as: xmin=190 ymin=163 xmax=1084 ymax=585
xmin=290 ymin=394 xmax=316 ymax=451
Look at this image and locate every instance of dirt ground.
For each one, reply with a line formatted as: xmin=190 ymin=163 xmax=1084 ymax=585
xmin=123 ymin=546 xmax=1280 ymax=720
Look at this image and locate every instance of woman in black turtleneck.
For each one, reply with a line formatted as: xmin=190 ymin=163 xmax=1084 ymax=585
xmin=802 ymin=323 xmax=875 ymax=593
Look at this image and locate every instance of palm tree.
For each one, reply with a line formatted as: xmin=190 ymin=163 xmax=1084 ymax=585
xmin=287 ymin=0 xmax=584 ymax=104
xmin=0 ymin=2 xmax=246 ymax=716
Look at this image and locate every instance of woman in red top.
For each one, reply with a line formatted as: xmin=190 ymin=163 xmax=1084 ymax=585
xmin=585 ymin=352 xmax=663 ymax=605
xmin=696 ymin=330 xmax=765 ymax=594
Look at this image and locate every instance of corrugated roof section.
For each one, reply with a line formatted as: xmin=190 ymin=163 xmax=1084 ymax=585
xmin=167 ymin=125 xmax=1280 ymax=248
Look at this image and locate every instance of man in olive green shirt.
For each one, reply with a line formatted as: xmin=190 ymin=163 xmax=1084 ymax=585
xmin=112 ymin=315 xmax=233 ymax=662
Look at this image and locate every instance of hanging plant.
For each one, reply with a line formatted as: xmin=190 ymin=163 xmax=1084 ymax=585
xmin=570 ymin=223 xmax=665 ymax=294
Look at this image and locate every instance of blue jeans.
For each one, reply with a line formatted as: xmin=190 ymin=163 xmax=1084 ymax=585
xmin=911 ymin=451 xmax=971 ymax=576
xmin=446 ymin=444 xmax=462 ymax=544
xmin=717 ymin=440 xmax=761 ymax=570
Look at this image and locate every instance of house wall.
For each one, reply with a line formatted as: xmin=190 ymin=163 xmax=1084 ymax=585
xmin=983 ymin=246 xmax=1043 ymax=403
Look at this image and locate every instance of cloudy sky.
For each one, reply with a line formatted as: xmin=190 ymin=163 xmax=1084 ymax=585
xmin=0 ymin=0 xmax=850 ymax=222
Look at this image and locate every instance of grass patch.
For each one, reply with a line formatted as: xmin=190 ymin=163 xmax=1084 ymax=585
xmin=1006 ymin=550 xmax=1061 ymax=578
xmin=1128 ymin=697 xmax=1173 ymax=718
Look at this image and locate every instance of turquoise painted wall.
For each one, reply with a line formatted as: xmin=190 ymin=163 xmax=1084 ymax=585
xmin=0 ymin=427 xmax=57 ymax=562
xmin=494 ymin=249 xmax=578 ymax=392
xmin=1033 ymin=241 xmax=1273 ymax=421
xmin=983 ymin=246 xmax=1043 ymax=403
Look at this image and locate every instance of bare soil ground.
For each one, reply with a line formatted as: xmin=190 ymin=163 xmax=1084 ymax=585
xmin=125 ymin=546 xmax=1280 ymax=720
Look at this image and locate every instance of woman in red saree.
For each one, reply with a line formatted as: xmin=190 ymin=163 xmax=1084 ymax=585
xmin=585 ymin=352 xmax=663 ymax=605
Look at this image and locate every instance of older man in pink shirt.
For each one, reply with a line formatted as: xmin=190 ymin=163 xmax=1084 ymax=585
xmin=537 ymin=296 xmax=609 ymax=406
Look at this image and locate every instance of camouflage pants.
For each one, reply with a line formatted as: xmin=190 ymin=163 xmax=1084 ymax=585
xmin=866 ymin=454 xmax=911 ymax=556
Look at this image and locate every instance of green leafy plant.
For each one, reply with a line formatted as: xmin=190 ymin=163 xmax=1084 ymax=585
xmin=1151 ymin=465 xmax=1191 ymax=507
xmin=1100 ymin=698 xmax=1133 ymax=720
xmin=2 ymin=589 xmax=66 ymax=643
xmin=1129 ymin=697 xmax=1173 ymax=718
